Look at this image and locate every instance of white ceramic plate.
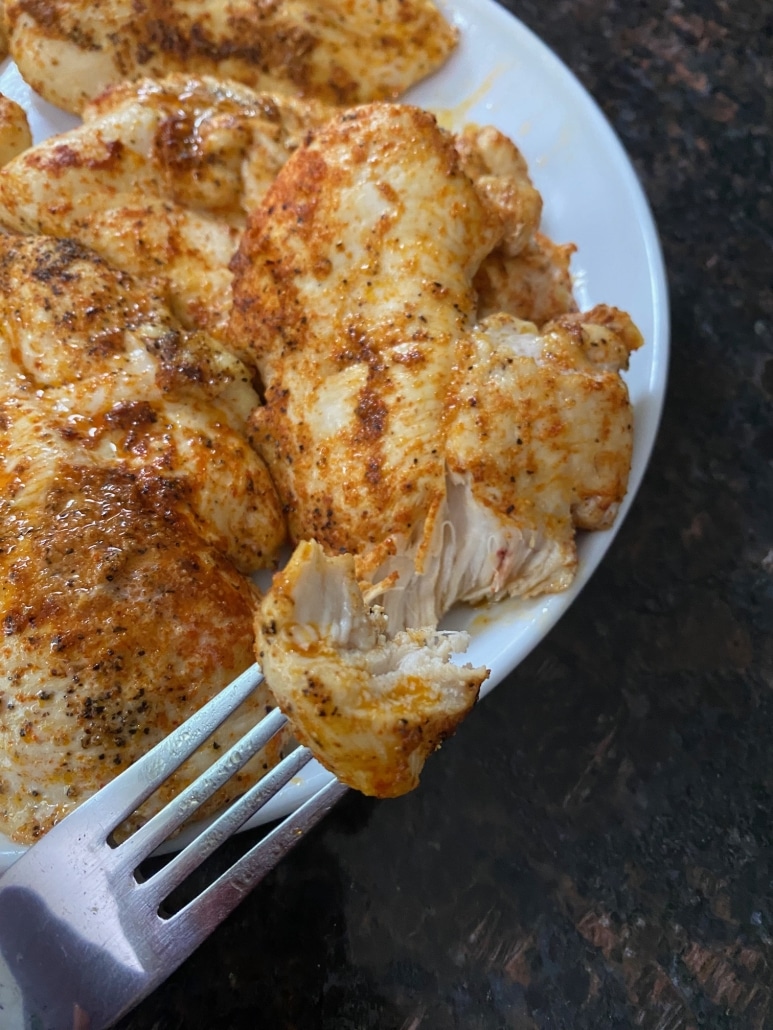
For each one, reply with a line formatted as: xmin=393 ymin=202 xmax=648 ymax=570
xmin=0 ymin=0 xmax=668 ymax=869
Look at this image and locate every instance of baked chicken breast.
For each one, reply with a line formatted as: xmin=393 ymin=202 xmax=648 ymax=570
xmin=0 ymin=74 xmax=331 ymax=353
xmin=0 ymin=93 xmax=30 ymax=167
xmin=257 ymin=540 xmax=488 ymax=797
xmin=230 ymin=103 xmax=641 ymax=629
xmin=0 ymin=235 xmax=288 ymax=843
xmin=5 ymin=0 xmax=457 ymax=114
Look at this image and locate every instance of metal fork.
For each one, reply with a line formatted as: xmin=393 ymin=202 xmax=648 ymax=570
xmin=0 ymin=663 xmax=348 ymax=1030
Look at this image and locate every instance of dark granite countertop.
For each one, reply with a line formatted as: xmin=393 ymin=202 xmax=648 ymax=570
xmin=117 ymin=1 xmax=773 ymax=1026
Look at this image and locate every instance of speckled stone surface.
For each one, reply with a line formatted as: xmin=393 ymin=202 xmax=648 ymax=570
xmin=116 ymin=1 xmax=773 ymax=1027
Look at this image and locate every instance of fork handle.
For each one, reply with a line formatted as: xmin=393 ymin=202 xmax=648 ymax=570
xmin=0 ymin=884 xmax=147 ymax=1030
xmin=0 ymin=776 xmax=348 ymax=1030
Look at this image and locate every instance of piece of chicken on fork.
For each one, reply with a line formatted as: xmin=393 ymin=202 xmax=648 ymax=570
xmin=257 ymin=540 xmax=488 ymax=797
xmin=230 ymin=102 xmax=642 ymax=632
xmin=0 ymin=235 xmax=289 ymax=843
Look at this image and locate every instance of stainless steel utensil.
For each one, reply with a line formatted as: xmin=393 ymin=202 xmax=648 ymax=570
xmin=0 ymin=663 xmax=347 ymax=1030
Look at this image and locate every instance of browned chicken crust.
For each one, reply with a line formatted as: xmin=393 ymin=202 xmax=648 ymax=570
xmin=0 ymin=235 xmax=289 ymax=843
xmin=5 ymin=0 xmax=457 ymax=114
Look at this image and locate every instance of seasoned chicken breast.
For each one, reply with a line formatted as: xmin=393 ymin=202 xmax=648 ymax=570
xmin=442 ymin=307 xmax=641 ymax=603
xmin=5 ymin=0 xmax=457 ymax=115
xmin=256 ymin=540 xmax=488 ymax=797
xmin=0 ymin=235 xmax=288 ymax=843
xmin=0 ymin=93 xmax=31 ymax=167
xmin=230 ymin=103 xmax=641 ymax=628
xmin=0 ymin=75 xmax=331 ymax=353
xmin=230 ymin=103 xmax=498 ymax=623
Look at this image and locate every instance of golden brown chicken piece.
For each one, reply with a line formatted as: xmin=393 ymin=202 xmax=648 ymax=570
xmin=0 ymin=75 xmax=331 ymax=353
xmin=443 ymin=307 xmax=641 ymax=601
xmin=230 ymin=103 xmax=500 ymax=626
xmin=454 ymin=124 xmax=543 ymax=259
xmin=5 ymin=0 xmax=457 ymax=115
xmin=230 ymin=102 xmax=641 ymax=629
xmin=474 ymin=232 xmax=578 ymax=325
xmin=0 ymin=93 xmax=31 ymax=167
xmin=454 ymin=125 xmax=577 ymax=325
xmin=0 ymin=235 xmax=288 ymax=843
xmin=256 ymin=541 xmax=488 ymax=797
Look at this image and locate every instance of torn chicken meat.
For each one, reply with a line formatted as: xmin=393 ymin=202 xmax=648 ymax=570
xmin=256 ymin=541 xmax=488 ymax=797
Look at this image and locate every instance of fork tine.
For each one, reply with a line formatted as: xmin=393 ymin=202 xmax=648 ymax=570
xmin=73 ymin=663 xmax=266 ymax=836
xmin=157 ymin=776 xmax=349 ymax=958
xmin=138 ymin=741 xmax=315 ymax=905
xmin=119 ymin=704 xmax=289 ymax=867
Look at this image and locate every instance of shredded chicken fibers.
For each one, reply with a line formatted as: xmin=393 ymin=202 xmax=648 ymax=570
xmin=257 ymin=541 xmax=488 ymax=797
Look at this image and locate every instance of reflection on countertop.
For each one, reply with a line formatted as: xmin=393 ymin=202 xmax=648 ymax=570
xmin=117 ymin=1 xmax=772 ymax=1026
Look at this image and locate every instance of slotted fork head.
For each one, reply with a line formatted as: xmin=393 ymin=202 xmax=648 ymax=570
xmin=0 ymin=663 xmax=347 ymax=1030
